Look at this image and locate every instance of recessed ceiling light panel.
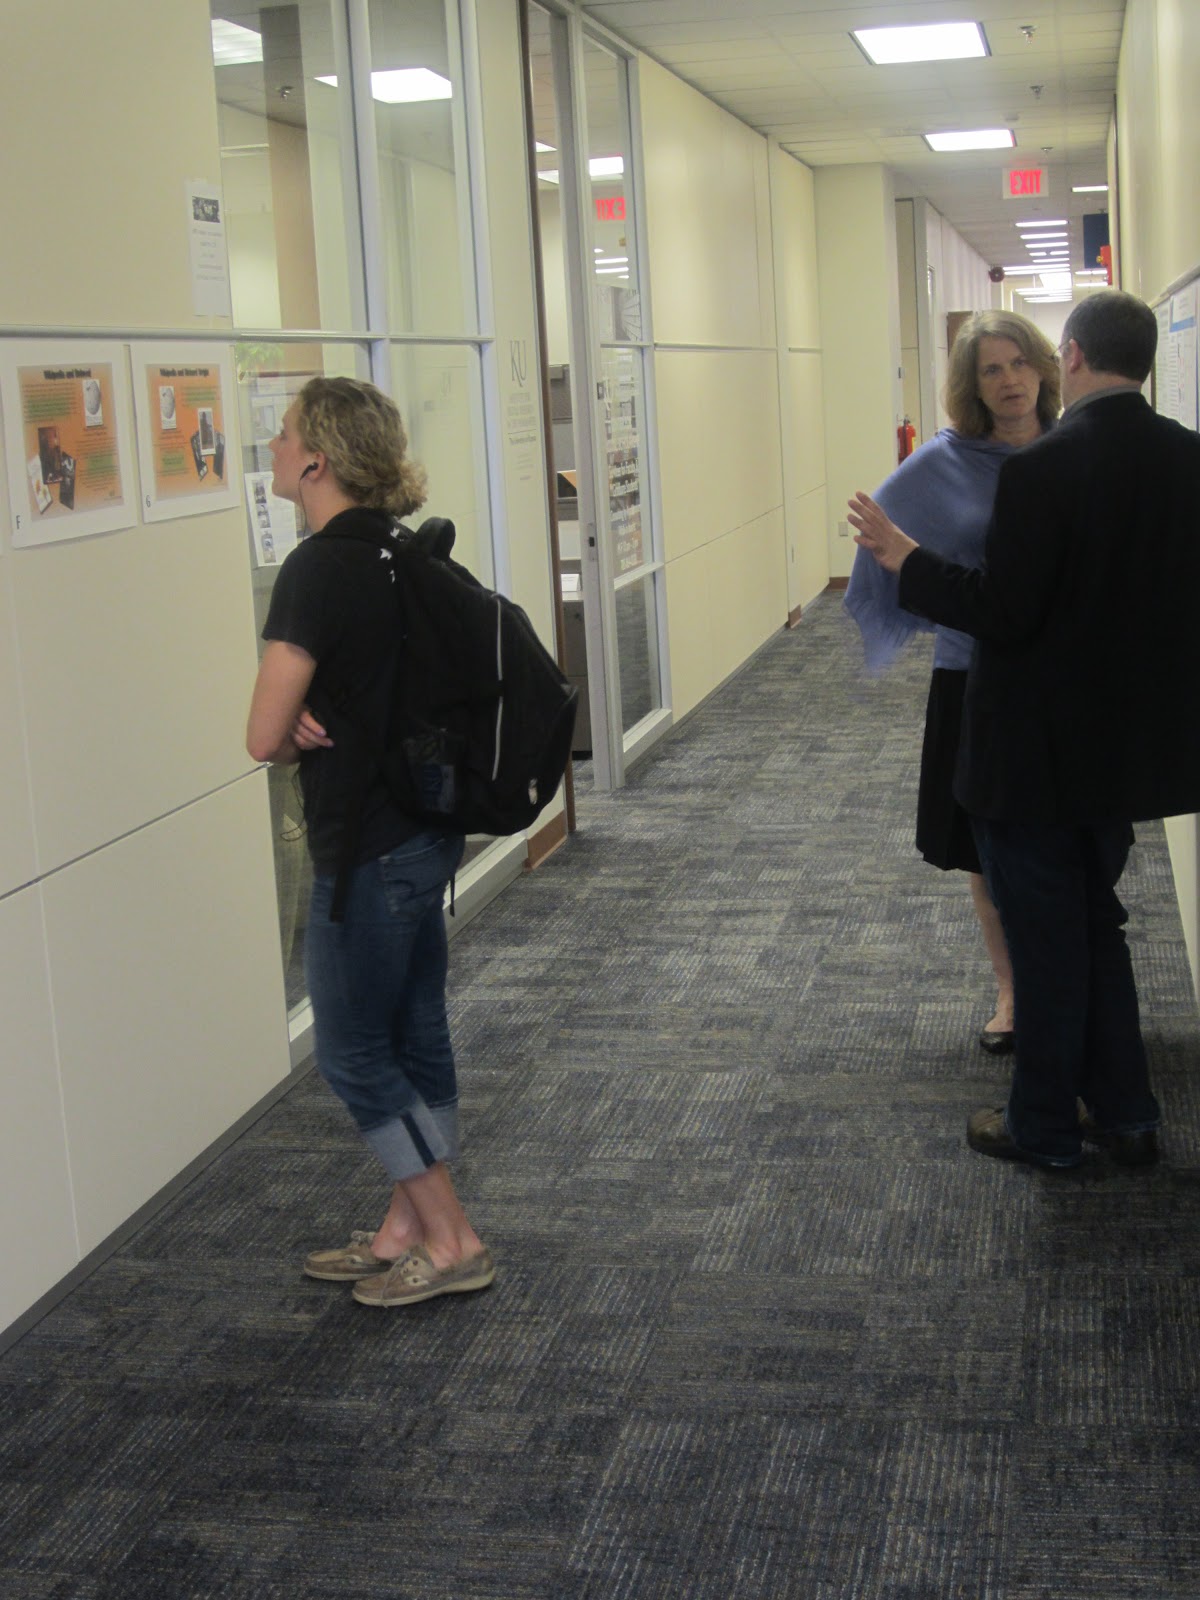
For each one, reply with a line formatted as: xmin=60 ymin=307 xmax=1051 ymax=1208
xmin=211 ymin=18 xmax=263 ymax=66
xmin=924 ymin=128 xmax=1014 ymax=152
xmin=853 ymin=22 xmax=988 ymax=65
xmin=316 ymin=68 xmax=452 ymax=103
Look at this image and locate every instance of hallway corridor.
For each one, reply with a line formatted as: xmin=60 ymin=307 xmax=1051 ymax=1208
xmin=4 ymin=594 xmax=1199 ymax=1599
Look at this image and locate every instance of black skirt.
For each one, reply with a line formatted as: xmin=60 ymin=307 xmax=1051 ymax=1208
xmin=915 ymin=668 xmax=981 ymax=874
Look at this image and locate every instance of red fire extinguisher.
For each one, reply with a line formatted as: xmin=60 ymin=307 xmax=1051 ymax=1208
xmin=897 ymin=417 xmax=916 ymax=463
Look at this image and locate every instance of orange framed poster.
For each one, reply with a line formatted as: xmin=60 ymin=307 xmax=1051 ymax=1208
xmin=132 ymin=344 xmax=238 ymax=521
xmin=2 ymin=341 xmax=136 ymax=548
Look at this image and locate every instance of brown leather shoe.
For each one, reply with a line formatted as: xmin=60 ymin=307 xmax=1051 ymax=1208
xmin=1079 ymin=1114 xmax=1159 ymax=1168
xmin=966 ymin=1107 xmax=1082 ymax=1170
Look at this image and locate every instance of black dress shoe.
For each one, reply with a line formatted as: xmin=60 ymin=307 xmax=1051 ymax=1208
xmin=1079 ymin=1114 xmax=1159 ymax=1168
xmin=966 ymin=1107 xmax=1082 ymax=1170
xmin=978 ymin=1028 xmax=1015 ymax=1055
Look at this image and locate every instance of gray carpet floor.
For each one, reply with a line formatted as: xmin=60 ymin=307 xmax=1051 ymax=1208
xmin=3 ymin=593 xmax=1200 ymax=1599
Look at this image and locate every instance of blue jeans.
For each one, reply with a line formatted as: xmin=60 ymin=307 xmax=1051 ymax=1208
xmin=973 ymin=817 xmax=1160 ymax=1163
xmin=305 ymin=830 xmax=465 ymax=1181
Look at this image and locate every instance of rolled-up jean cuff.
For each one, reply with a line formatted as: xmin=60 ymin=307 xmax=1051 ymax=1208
xmin=364 ymin=1102 xmax=460 ymax=1180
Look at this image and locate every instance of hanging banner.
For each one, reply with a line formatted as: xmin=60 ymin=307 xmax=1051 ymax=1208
xmin=2 ymin=341 xmax=136 ymax=548
xmin=131 ymin=344 xmax=239 ymax=522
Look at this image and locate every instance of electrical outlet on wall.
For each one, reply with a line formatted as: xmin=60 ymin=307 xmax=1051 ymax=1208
xmin=838 ymin=520 xmax=850 ymax=538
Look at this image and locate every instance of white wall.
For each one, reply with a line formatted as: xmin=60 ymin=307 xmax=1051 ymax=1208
xmin=895 ymin=200 xmax=923 ymax=440
xmin=923 ymin=203 xmax=996 ymax=430
xmin=814 ymin=165 xmax=903 ymax=578
xmin=639 ymin=57 xmax=794 ymax=718
xmin=0 ymin=0 xmax=292 ymax=1335
xmin=1117 ymin=0 xmax=1200 ymax=997
xmin=769 ymin=146 xmax=829 ymax=615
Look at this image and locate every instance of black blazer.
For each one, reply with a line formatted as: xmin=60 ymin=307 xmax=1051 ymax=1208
xmin=899 ymin=391 xmax=1200 ymax=824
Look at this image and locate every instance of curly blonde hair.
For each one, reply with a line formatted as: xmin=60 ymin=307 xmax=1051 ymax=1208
xmin=945 ymin=311 xmax=1061 ymax=437
xmin=293 ymin=376 xmax=427 ymax=517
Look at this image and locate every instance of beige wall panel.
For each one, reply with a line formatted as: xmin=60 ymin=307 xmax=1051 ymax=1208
xmin=771 ymin=149 xmax=821 ymax=349
xmin=1118 ymin=0 xmax=1200 ymax=301
xmin=0 ymin=0 xmax=226 ymax=329
xmin=0 ymin=547 xmax=37 ymax=897
xmin=1165 ymin=815 xmax=1200 ymax=1004
xmin=789 ymin=486 xmax=830 ymax=615
xmin=1116 ymin=0 xmax=1200 ymax=989
xmin=896 ymin=201 xmax=919 ymax=351
xmin=0 ymin=888 xmax=78 ymax=1332
xmin=44 ymin=774 xmax=289 ymax=1256
xmin=785 ymin=353 xmax=827 ymax=498
xmin=663 ymin=545 xmax=714 ymax=722
xmin=815 ymin=166 xmax=903 ymax=581
xmin=14 ymin=512 xmax=259 ymax=874
xmin=640 ymin=58 xmax=772 ymax=349
xmin=654 ymin=350 xmax=782 ymax=561
xmin=706 ymin=509 xmax=787 ymax=681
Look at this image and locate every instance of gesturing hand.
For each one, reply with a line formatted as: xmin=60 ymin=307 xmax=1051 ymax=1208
xmin=847 ymin=492 xmax=918 ymax=573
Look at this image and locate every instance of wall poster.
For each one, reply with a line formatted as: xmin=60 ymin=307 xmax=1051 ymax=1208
xmin=2 ymin=341 xmax=136 ymax=548
xmin=132 ymin=344 xmax=239 ymax=522
xmin=244 ymin=471 xmax=300 ymax=567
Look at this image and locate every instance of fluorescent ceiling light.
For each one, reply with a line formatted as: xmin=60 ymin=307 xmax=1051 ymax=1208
xmin=211 ymin=18 xmax=263 ymax=66
xmin=1076 ymin=269 xmax=1109 ymax=277
xmin=596 ymin=257 xmax=628 ymax=265
xmin=538 ymin=156 xmax=625 ymax=185
xmin=1072 ymin=184 xmax=1108 ymax=193
xmin=595 ymin=267 xmax=628 ymax=275
xmin=1000 ymin=266 xmax=1046 ymax=276
xmin=536 ymin=142 xmax=555 ymax=153
xmin=1020 ymin=230 xmax=1067 ymax=239
xmin=853 ymin=21 xmax=988 ymax=65
xmin=924 ymin=128 xmax=1014 ymax=152
xmin=316 ymin=68 xmax=452 ymax=103
xmin=1040 ymin=272 xmax=1073 ymax=291
xmin=1017 ymin=218 xmax=1066 ymax=228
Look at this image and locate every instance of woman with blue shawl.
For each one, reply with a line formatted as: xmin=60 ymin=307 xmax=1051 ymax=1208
xmin=845 ymin=310 xmax=1060 ymax=1053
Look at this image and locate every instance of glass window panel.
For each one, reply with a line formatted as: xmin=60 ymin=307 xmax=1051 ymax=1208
xmin=598 ymin=344 xmax=648 ymax=575
xmin=615 ymin=576 xmax=662 ymax=736
xmin=237 ymin=341 xmax=371 ymax=1016
xmin=212 ymin=2 xmax=363 ymax=331
xmin=388 ymin=343 xmax=491 ymax=585
xmin=368 ymin=0 xmax=471 ymax=336
xmin=581 ymin=38 xmax=639 ymax=331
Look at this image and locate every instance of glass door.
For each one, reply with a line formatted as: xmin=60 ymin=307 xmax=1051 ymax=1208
xmin=527 ymin=4 xmax=669 ymax=791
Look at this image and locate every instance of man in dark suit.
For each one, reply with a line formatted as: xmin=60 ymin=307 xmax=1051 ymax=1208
xmin=848 ymin=290 xmax=1200 ymax=1171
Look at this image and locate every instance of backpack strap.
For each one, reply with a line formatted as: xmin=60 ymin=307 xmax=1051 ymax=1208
xmin=317 ymin=512 xmax=457 ymax=922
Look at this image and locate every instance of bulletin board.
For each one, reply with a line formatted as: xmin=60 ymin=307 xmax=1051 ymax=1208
xmin=1152 ymin=272 xmax=1200 ymax=431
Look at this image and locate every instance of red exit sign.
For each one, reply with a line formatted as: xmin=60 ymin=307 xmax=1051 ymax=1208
xmin=1003 ymin=167 xmax=1049 ymax=199
xmin=595 ymin=195 xmax=626 ymax=222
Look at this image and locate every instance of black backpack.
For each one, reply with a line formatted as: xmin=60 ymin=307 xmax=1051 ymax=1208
xmin=325 ymin=512 xmax=578 ymax=915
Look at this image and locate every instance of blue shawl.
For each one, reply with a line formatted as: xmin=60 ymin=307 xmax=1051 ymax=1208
xmin=844 ymin=429 xmax=1016 ymax=672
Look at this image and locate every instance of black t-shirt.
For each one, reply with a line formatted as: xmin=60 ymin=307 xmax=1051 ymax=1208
xmin=262 ymin=507 xmax=418 ymax=871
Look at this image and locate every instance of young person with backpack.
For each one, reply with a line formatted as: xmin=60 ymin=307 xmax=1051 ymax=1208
xmin=246 ymin=376 xmax=493 ymax=1307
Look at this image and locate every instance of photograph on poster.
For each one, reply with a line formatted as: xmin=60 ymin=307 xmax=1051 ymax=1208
xmin=131 ymin=344 xmax=238 ymax=522
xmin=244 ymin=470 xmax=299 ymax=567
xmin=1 ymin=343 xmax=136 ymax=547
